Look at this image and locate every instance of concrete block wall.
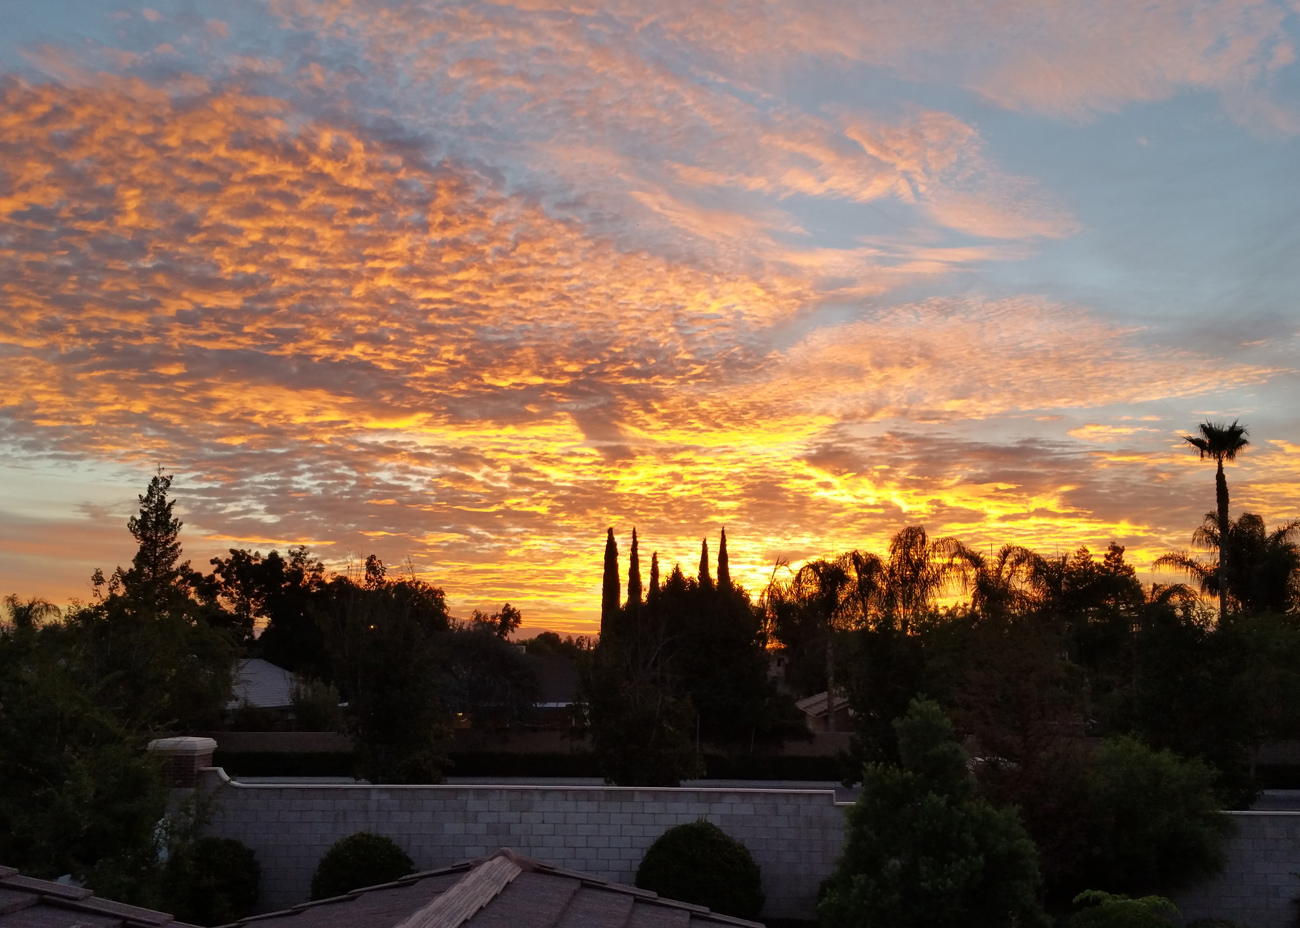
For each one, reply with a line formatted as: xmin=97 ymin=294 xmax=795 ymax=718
xmin=198 ymin=773 xmax=1300 ymax=926
xmin=196 ymin=770 xmax=849 ymax=919
xmin=1174 ymin=811 xmax=1300 ymax=928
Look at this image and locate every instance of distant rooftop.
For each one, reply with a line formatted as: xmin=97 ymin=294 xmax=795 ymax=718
xmin=221 ymin=847 xmax=764 ymax=928
xmin=794 ymin=691 xmax=850 ymax=718
xmin=0 ymin=865 xmax=201 ymax=928
xmin=229 ymin=658 xmax=295 ymax=711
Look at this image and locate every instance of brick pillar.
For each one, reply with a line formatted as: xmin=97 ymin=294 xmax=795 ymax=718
xmin=147 ymin=736 xmax=218 ymax=787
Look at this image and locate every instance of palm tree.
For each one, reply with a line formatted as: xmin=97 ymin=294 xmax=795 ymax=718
xmin=1229 ymin=514 xmax=1300 ymax=614
xmin=764 ymin=556 xmax=854 ymax=730
xmin=941 ymin=541 xmax=1046 ymax=619
xmin=2 ymin=595 xmax=59 ymax=629
xmin=879 ymin=526 xmax=951 ymax=629
xmin=1157 ymin=512 xmax=1300 ymax=616
xmin=1182 ymin=420 xmax=1249 ymax=621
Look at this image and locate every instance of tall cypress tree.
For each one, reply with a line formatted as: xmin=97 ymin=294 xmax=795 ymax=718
xmin=699 ymin=537 xmax=712 ymax=590
xmin=601 ymin=528 xmax=620 ymax=635
xmin=649 ymin=552 xmax=661 ymax=602
xmin=717 ymin=528 xmax=731 ymax=591
xmin=628 ymin=528 xmax=643 ymax=609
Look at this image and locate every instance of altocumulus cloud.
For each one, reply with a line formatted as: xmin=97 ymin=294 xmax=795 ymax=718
xmin=1 ymin=0 xmax=1298 ymax=627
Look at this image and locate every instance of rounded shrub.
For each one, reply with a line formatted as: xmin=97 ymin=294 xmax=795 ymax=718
xmin=1068 ymin=891 xmax=1177 ymax=928
xmin=635 ymin=819 xmax=764 ymax=920
xmin=162 ymin=836 xmax=260 ymax=926
xmin=310 ymin=832 xmax=415 ymax=900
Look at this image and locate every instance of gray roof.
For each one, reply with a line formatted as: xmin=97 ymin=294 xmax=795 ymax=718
xmin=229 ymin=659 xmax=295 ymax=710
xmin=0 ymin=865 xmax=201 ymax=928
xmin=794 ymin=691 xmax=850 ymax=718
xmin=221 ymin=848 xmax=764 ymax=928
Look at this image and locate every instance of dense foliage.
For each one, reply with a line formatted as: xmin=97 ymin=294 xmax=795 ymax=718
xmin=1067 ymin=891 xmax=1178 ymax=928
xmin=0 ymin=473 xmax=232 ymax=903
xmin=635 ymin=820 xmax=764 ymax=920
xmin=0 ymin=470 xmax=546 ymax=910
xmin=1078 ymin=738 xmax=1229 ymax=896
xmin=583 ymin=529 xmax=804 ymax=785
xmin=819 ymin=698 xmax=1045 ymax=928
xmin=161 ymin=836 xmax=261 ymax=925
xmin=0 ymin=618 xmax=167 ymax=901
xmin=310 ymin=832 xmax=415 ymax=900
xmin=758 ymin=527 xmax=1270 ymax=912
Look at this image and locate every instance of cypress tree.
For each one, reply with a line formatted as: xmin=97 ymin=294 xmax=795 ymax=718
xmin=601 ymin=528 xmax=620 ymax=635
xmin=628 ymin=528 xmax=643 ymax=609
xmin=649 ymin=552 xmax=660 ymax=602
xmin=699 ymin=537 xmax=712 ymax=590
xmin=717 ymin=528 xmax=731 ymax=591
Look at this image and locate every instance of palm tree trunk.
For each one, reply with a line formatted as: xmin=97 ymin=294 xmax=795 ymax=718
xmin=1216 ymin=459 xmax=1229 ymax=621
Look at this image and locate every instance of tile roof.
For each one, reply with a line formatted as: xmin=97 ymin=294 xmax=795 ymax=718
xmin=0 ymin=866 xmax=202 ymax=928
xmin=222 ymin=848 xmax=764 ymax=928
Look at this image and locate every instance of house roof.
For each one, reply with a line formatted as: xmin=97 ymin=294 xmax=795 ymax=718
xmin=229 ymin=659 xmax=295 ymax=710
xmin=794 ymin=691 xmax=850 ymax=718
xmin=221 ymin=847 xmax=764 ymax=928
xmin=0 ymin=865 xmax=202 ymax=928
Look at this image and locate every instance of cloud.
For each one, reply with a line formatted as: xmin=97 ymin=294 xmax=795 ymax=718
xmin=765 ymin=297 xmax=1276 ymax=423
xmin=2 ymin=0 xmax=1298 ymax=628
xmin=634 ymin=0 xmax=1300 ymax=131
xmin=255 ymin=0 xmax=1082 ymax=257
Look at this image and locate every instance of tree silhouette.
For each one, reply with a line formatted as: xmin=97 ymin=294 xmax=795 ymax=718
xmin=942 ymin=542 xmax=1045 ymax=620
xmin=470 ymin=603 xmax=523 ymax=639
xmin=1157 ymin=511 xmax=1300 ymax=615
xmin=80 ymin=472 xmax=235 ymax=731
xmin=880 ymin=526 xmax=951 ymax=627
xmin=648 ymin=551 xmax=660 ymax=603
xmin=2 ymin=596 xmax=59 ymax=630
xmin=767 ymin=556 xmax=854 ymax=730
xmin=717 ymin=528 xmax=731 ymax=590
xmin=1182 ymin=420 xmax=1249 ymax=621
xmin=698 ymin=537 xmax=712 ymax=590
xmin=114 ymin=471 xmax=203 ymax=618
xmin=840 ymin=527 xmax=954 ymax=632
xmin=627 ymin=528 xmax=642 ymax=610
xmin=601 ymin=528 xmax=620 ymax=636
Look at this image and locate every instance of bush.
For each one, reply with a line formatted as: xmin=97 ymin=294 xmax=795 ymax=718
xmin=1080 ymin=737 xmax=1231 ymax=896
xmin=635 ymin=820 xmax=764 ymax=920
xmin=310 ymin=832 xmax=414 ymax=900
xmin=162 ymin=837 xmax=260 ymax=926
xmin=818 ymin=698 xmax=1046 ymax=928
xmin=1068 ymin=891 xmax=1178 ymax=928
xmin=291 ymin=678 xmax=343 ymax=732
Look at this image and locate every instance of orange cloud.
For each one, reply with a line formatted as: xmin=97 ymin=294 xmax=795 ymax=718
xmin=631 ymin=0 xmax=1299 ymax=131
xmin=2 ymin=73 xmax=1297 ymax=631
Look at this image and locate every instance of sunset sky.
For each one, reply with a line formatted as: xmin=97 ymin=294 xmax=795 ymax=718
xmin=2 ymin=0 xmax=1299 ymax=633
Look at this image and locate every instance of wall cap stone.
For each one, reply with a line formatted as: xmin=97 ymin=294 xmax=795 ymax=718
xmin=148 ymin=736 xmax=219 ymax=754
xmin=200 ymin=770 xmax=851 ymax=805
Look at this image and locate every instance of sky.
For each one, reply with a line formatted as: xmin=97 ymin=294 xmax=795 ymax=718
xmin=1 ymin=0 xmax=1299 ymax=634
